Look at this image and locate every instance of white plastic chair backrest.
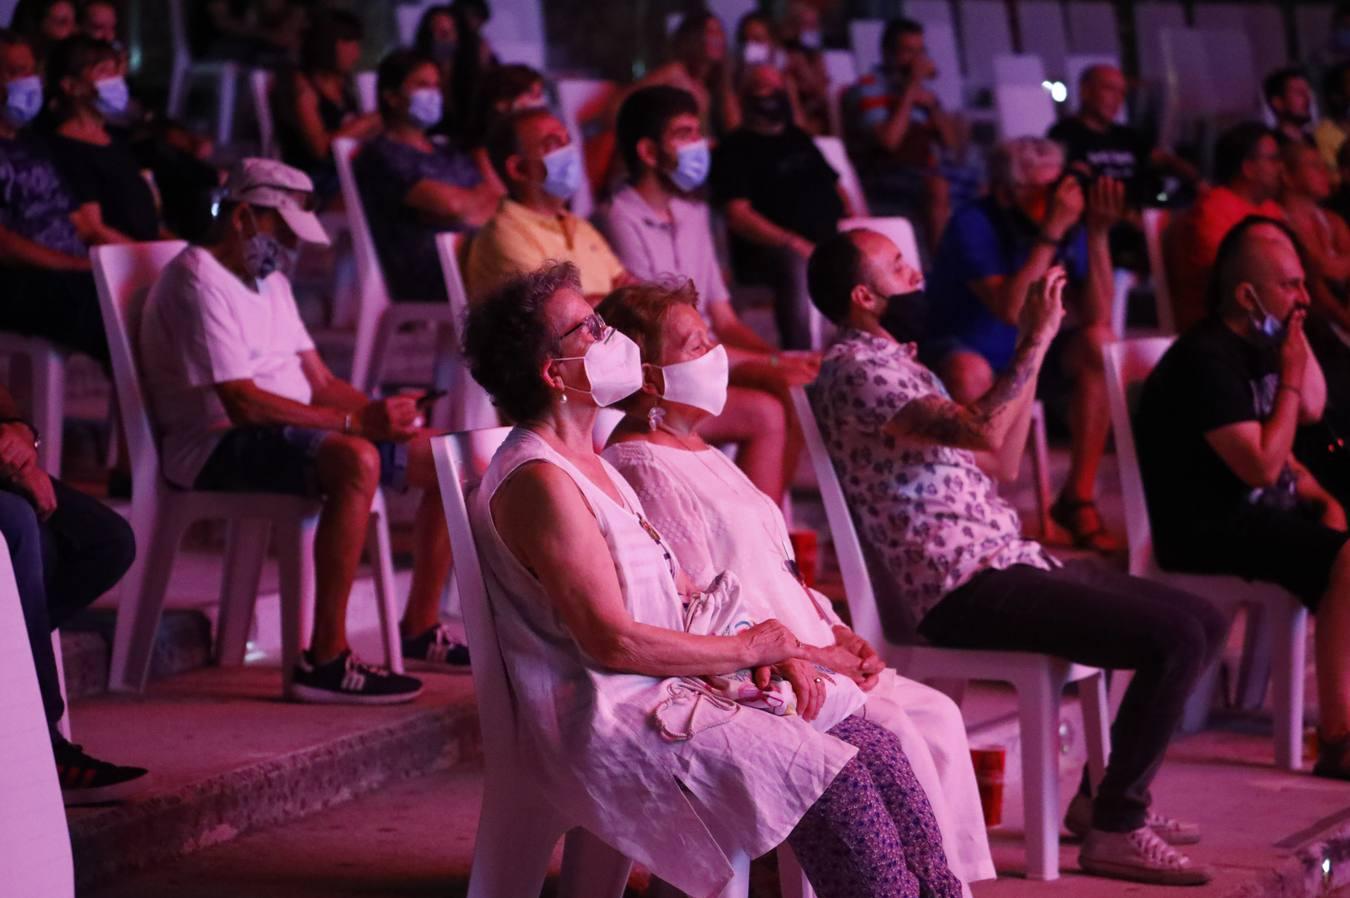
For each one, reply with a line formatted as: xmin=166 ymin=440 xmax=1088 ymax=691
xmin=814 ymin=135 xmax=870 ymax=218
xmin=0 ymin=535 xmax=73 ymax=898
xmin=992 ymin=53 xmax=1046 ymax=87
xmin=919 ymin=20 xmax=965 ymax=112
xmin=958 ymin=0 xmax=1014 ymax=92
xmin=849 ymin=19 xmax=885 ymax=76
xmin=434 ymin=231 xmax=498 ymax=431
xmin=395 ymin=2 xmax=433 ymax=46
xmin=492 ymin=39 xmax=546 ymax=70
xmin=90 ymin=242 xmax=189 ymax=495
xmin=1066 ymin=1 xmax=1120 ymax=56
xmin=995 ymin=83 xmax=1057 ymax=139
xmin=431 ymin=428 xmax=517 ymax=762
xmin=1297 ymin=4 xmax=1335 ymax=61
xmin=788 ymin=387 xmax=887 ymax=648
xmin=167 ymin=0 xmax=190 ymax=66
xmin=1020 ymin=0 xmax=1070 ymax=79
xmin=249 ymin=69 xmax=276 ymax=159
xmin=355 ymin=71 xmax=377 ymax=115
xmin=1066 ymin=54 xmax=1126 ymax=124
xmin=823 ymin=49 xmax=859 ymax=136
xmin=555 ymin=78 xmax=615 ymax=221
xmin=708 ymin=0 xmax=755 ymax=31
xmin=1158 ymin=28 xmax=1215 ymax=148
xmin=840 ymin=216 xmax=922 ymax=276
xmin=1102 ymin=338 xmax=1174 ymax=577
xmin=906 ymin=0 xmax=955 ymax=29
xmin=332 ymin=137 xmax=392 ymax=392
xmin=1142 ymin=208 xmax=1177 ymax=335
xmin=1201 ymin=28 xmax=1260 ymax=118
xmin=1195 ymin=3 xmax=1287 ymax=79
xmin=1135 ymin=2 xmax=1187 ymax=78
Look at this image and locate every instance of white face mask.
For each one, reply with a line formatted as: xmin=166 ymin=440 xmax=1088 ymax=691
xmin=657 ymin=344 xmax=728 ymax=416
xmin=555 ymin=328 xmax=644 ymax=407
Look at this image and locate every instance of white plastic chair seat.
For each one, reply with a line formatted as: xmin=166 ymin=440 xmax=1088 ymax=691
xmin=249 ymin=69 xmax=276 ymax=159
xmin=1103 ymin=338 xmax=1307 ymax=770
xmin=789 ymin=386 xmax=1107 ymax=880
xmin=0 ymin=332 xmax=65 ymax=476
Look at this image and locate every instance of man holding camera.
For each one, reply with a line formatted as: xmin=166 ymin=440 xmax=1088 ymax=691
xmin=924 ymin=136 xmax=1124 ymax=551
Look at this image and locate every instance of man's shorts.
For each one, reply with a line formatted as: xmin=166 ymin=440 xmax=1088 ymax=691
xmin=193 ymin=426 xmax=410 ymax=497
xmin=1155 ymin=503 xmax=1350 ymax=610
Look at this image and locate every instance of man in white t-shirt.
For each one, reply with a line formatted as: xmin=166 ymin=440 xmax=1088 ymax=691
xmin=140 ymin=159 xmax=464 ymax=705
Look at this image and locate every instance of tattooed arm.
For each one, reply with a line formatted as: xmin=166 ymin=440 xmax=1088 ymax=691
xmin=884 ymin=268 xmax=1067 ymax=455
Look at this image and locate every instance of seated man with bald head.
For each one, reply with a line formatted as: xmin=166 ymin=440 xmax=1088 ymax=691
xmin=1136 ymin=216 xmax=1350 ymax=781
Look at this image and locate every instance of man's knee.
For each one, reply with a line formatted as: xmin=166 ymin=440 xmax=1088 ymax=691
xmin=316 ymin=434 xmax=381 ymax=495
xmin=1070 ymin=324 xmax=1113 ymax=371
xmin=940 ymin=351 xmax=994 ymax=404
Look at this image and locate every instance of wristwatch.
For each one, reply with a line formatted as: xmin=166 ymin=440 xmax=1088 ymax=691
xmin=0 ymin=417 xmax=40 ymax=450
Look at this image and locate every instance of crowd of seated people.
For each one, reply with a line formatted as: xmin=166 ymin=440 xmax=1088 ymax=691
xmin=18 ymin=4 xmax=1350 ymax=894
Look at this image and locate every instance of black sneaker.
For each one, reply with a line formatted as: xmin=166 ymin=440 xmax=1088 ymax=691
xmin=289 ymin=650 xmax=423 ymax=705
xmin=1314 ymin=732 xmax=1350 ymax=781
xmin=402 ymin=623 xmax=471 ymax=671
xmin=54 ymin=740 xmax=148 ymax=805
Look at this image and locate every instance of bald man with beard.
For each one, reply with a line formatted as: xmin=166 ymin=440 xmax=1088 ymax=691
xmin=1135 ymin=216 xmax=1350 ymax=781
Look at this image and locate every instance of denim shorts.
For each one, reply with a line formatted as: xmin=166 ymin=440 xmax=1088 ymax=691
xmin=193 ymin=426 xmax=410 ymax=497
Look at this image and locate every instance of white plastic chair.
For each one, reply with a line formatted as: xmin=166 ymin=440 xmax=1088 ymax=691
xmin=332 ymin=137 xmax=459 ymax=400
xmin=1020 ymin=0 xmax=1070 ymax=80
xmin=995 ymin=83 xmax=1058 ymax=140
xmin=354 ymin=71 xmax=377 ymax=115
xmin=433 ymin=428 xmax=813 ymax=898
xmin=395 ymin=2 xmax=435 ymax=45
xmin=0 ymin=536 xmax=74 ymax=898
xmin=822 ymin=49 xmax=858 ymax=138
xmin=1142 ymin=208 xmax=1177 ymax=335
xmin=789 ymin=386 xmax=1110 ymax=881
xmin=51 ymin=631 xmax=69 ymax=740
xmin=166 ymin=0 xmax=240 ymax=147
xmin=992 ymin=53 xmax=1047 ymax=88
xmin=813 ymin=135 xmax=869 ymax=218
xmin=847 ymin=18 xmax=885 ymax=75
xmin=91 ymin=241 xmax=403 ymax=694
xmin=249 ymin=69 xmax=276 ymax=159
xmin=1103 ymin=339 xmax=1307 ymax=769
xmin=957 ymin=0 xmax=1014 ymax=100
xmin=555 ymin=78 xmax=615 ymax=222
xmin=1066 ymin=1 xmax=1121 ymax=56
xmin=1134 ymin=2 xmax=1187 ymax=78
xmin=492 ymin=39 xmax=547 ymax=70
xmin=434 ymin=233 xmax=498 ymax=432
xmin=0 ymin=333 xmax=65 ymax=476
xmin=1194 ymin=3 xmax=1288 ymax=81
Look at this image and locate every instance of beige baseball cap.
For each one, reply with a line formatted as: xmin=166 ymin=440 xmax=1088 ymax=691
xmin=223 ymin=157 xmax=330 ymax=246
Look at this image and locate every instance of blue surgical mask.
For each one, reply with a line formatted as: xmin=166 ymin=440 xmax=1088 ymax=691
xmin=242 ymin=209 xmax=295 ymax=282
xmin=93 ymin=75 xmax=129 ymax=118
xmin=408 ymin=87 xmax=443 ymax=129
xmin=668 ymin=139 xmax=710 ymax=192
xmin=3 ymin=75 xmax=42 ymax=128
xmin=540 ymin=142 xmax=582 ymax=200
xmin=1248 ymin=290 xmax=1284 ymax=342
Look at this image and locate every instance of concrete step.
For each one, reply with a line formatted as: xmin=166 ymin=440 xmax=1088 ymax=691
xmin=81 ymin=725 xmax=1350 ymax=898
xmin=60 ymin=609 xmax=214 ymax=701
xmin=67 ymin=665 xmax=479 ymax=890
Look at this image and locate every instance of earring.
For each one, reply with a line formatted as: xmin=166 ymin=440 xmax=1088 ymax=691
xmin=647 ymin=405 xmax=665 ymax=431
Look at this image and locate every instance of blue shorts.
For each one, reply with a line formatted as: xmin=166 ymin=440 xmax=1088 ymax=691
xmin=193 ymin=426 xmax=410 ymax=496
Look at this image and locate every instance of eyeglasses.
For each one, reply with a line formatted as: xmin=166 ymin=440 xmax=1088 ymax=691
xmin=560 ymin=311 xmax=607 ymax=342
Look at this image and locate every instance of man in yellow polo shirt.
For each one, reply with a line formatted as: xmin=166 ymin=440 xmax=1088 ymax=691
xmin=468 ymin=108 xmax=634 ymax=303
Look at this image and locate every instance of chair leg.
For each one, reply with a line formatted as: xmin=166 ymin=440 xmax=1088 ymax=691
xmin=777 ymin=843 xmax=815 ymax=898
xmin=216 ymin=63 xmax=239 ymax=148
xmin=715 ymin=851 xmax=752 ymax=898
xmin=1179 ymin=658 xmax=1223 ymax=735
xmin=1015 ymin=664 xmax=1063 ymax=881
xmin=276 ymin=513 xmax=315 ymax=695
xmin=31 ymin=348 xmax=63 ymax=478
xmin=215 ymin=518 xmax=272 ymax=666
xmin=557 ymin=828 xmax=633 ymax=898
xmin=167 ymin=60 xmax=188 ymax=119
xmin=1029 ymin=402 xmax=1053 ymax=540
xmin=108 ymin=502 xmax=184 ymax=692
xmin=366 ymin=493 xmax=404 ymax=673
xmin=1236 ymin=601 xmax=1275 ymax=711
xmin=466 ymin=783 xmax=567 ymax=898
xmin=1079 ymin=672 xmax=1112 ymax=795
xmin=52 ymin=630 xmax=70 ymax=741
xmin=1272 ymin=603 xmax=1309 ymax=771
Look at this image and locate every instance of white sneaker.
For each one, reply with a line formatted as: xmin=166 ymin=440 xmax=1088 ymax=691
xmin=1065 ymin=793 xmax=1202 ymax=845
xmin=1080 ymin=827 xmax=1212 ymax=886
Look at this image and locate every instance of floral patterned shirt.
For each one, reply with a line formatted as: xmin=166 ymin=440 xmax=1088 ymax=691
xmin=812 ymin=328 xmax=1056 ymax=628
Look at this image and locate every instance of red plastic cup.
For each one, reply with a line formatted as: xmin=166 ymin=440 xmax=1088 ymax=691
xmin=970 ymin=747 xmax=1006 ymax=827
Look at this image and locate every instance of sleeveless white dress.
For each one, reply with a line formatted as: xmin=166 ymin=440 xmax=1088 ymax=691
xmin=605 ymin=439 xmax=997 ymax=886
xmin=471 ymin=428 xmax=857 ymax=897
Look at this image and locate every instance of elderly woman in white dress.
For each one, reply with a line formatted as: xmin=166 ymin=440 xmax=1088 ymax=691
xmin=596 ymin=278 xmax=996 ymax=893
xmin=462 ymin=261 xmax=963 ymax=898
